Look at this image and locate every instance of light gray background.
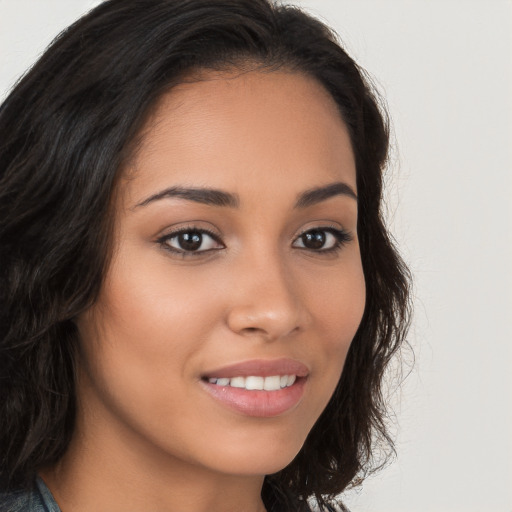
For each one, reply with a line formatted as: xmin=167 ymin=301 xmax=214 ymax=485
xmin=1 ymin=1 xmax=511 ymax=511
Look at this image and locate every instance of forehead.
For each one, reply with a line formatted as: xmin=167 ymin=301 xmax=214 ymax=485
xmin=124 ymin=70 xmax=356 ymax=206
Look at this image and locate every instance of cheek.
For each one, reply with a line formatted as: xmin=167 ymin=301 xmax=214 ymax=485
xmin=307 ymin=250 xmax=366 ymax=349
xmin=90 ymin=249 xmax=221 ymax=344
xmin=296 ymin=251 xmax=366 ymax=415
xmin=74 ymin=267 xmax=218 ymax=462
xmin=75 ymin=244 xmax=241 ymax=418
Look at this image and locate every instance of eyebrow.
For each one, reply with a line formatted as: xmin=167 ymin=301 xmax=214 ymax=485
xmin=135 ymin=186 xmax=240 ymax=208
xmin=294 ymin=182 xmax=357 ymax=208
xmin=135 ymin=181 xmax=357 ymax=209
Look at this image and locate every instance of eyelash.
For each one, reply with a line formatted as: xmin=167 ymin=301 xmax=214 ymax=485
xmin=157 ymin=226 xmax=224 ymax=258
xmin=293 ymin=226 xmax=353 ymax=254
xmin=157 ymin=226 xmax=353 ymax=257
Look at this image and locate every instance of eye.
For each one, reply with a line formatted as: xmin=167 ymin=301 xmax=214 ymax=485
xmin=292 ymin=227 xmax=352 ymax=252
xmin=158 ymin=228 xmax=224 ymax=254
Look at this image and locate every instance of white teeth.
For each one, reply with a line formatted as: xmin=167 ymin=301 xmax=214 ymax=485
xmin=263 ymin=375 xmax=281 ymax=391
xmin=207 ymin=375 xmax=297 ymax=390
xmin=287 ymin=374 xmax=296 ymax=386
xmin=245 ymin=376 xmax=264 ymax=390
xmin=230 ymin=376 xmax=246 ymax=388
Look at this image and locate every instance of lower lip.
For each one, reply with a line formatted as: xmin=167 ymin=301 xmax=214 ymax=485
xmin=201 ymin=378 xmax=306 ymax=417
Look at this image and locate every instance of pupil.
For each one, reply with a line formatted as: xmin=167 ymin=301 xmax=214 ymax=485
xmin=179 ymin=232 xmax=202 ymax=251
xmin=303 ymin=230 xmax=325 ymax=249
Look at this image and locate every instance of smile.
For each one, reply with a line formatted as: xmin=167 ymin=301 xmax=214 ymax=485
xmin=201 ymin=359 xmax=308 ymax=417
xmin=207 ymin=375 xmax=297 ymax=391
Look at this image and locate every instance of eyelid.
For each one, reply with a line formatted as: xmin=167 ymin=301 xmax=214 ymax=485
xmin=156 ymin=224 xmax=225 ymax=256
xmin=155 ymin=220 xmax=222 ymax=241
xmin=292 ymin=225 xmax=353 ymax=252
xmin=294 ymin=221 xmax=352 ymax=239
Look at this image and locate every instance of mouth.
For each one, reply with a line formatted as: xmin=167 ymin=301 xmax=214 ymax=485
xmin=204 ymin=374 xmax=298 ymax=391
xmin=200 ymin=359 xmax=308 ymax=417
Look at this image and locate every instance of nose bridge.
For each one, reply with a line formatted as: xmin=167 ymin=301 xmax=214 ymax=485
xmin=226 ymin=245 xmax=305 ymax=340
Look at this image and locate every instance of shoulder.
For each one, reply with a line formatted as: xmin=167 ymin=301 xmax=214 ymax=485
xmin=0 ymin=486 xmax=42 ymax=512
xmin=0 ymin=477 xmax=60 ymax=512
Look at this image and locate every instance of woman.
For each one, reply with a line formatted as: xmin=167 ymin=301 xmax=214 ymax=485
xmin=0 ymin=0 xmax=411 ymax=511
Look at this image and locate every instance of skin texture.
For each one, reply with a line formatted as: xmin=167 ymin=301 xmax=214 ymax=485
xmin=41 ymin=70 xmax=366 ymax=512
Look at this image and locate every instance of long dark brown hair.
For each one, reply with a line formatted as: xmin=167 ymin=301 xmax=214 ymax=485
xmin=0 ymin=1 xmax=411 ymax=510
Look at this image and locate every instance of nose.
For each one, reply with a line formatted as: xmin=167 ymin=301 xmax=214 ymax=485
xmin=225 ymin=252 xmax=309 ymax=341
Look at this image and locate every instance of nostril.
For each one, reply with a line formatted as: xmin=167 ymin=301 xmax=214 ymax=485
xmin=227 ymin=302 xmax=303 ymax=341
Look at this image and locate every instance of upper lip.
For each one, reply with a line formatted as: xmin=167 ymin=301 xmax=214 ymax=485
xmin=202 ymin=358 xmax=309 ymax=379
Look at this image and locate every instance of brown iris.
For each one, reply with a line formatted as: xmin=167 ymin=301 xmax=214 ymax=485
xmin=301 ymin=230 xmax=326 ymax=250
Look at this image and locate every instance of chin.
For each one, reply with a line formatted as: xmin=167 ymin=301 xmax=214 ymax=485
xmin=192 ymin=425 xmax=308 ymax=477
xmin=216 ymin=450 xmax=301 ymax=478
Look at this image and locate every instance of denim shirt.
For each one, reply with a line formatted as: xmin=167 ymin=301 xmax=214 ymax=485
xmin=0 ymin=477 xmax=61 ymax=512
xmin=0 ymin=478 xmax=348 ymax=511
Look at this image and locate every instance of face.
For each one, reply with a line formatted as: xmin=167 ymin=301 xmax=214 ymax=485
xmin=76 ymin=70 xmax=365 ymax=478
